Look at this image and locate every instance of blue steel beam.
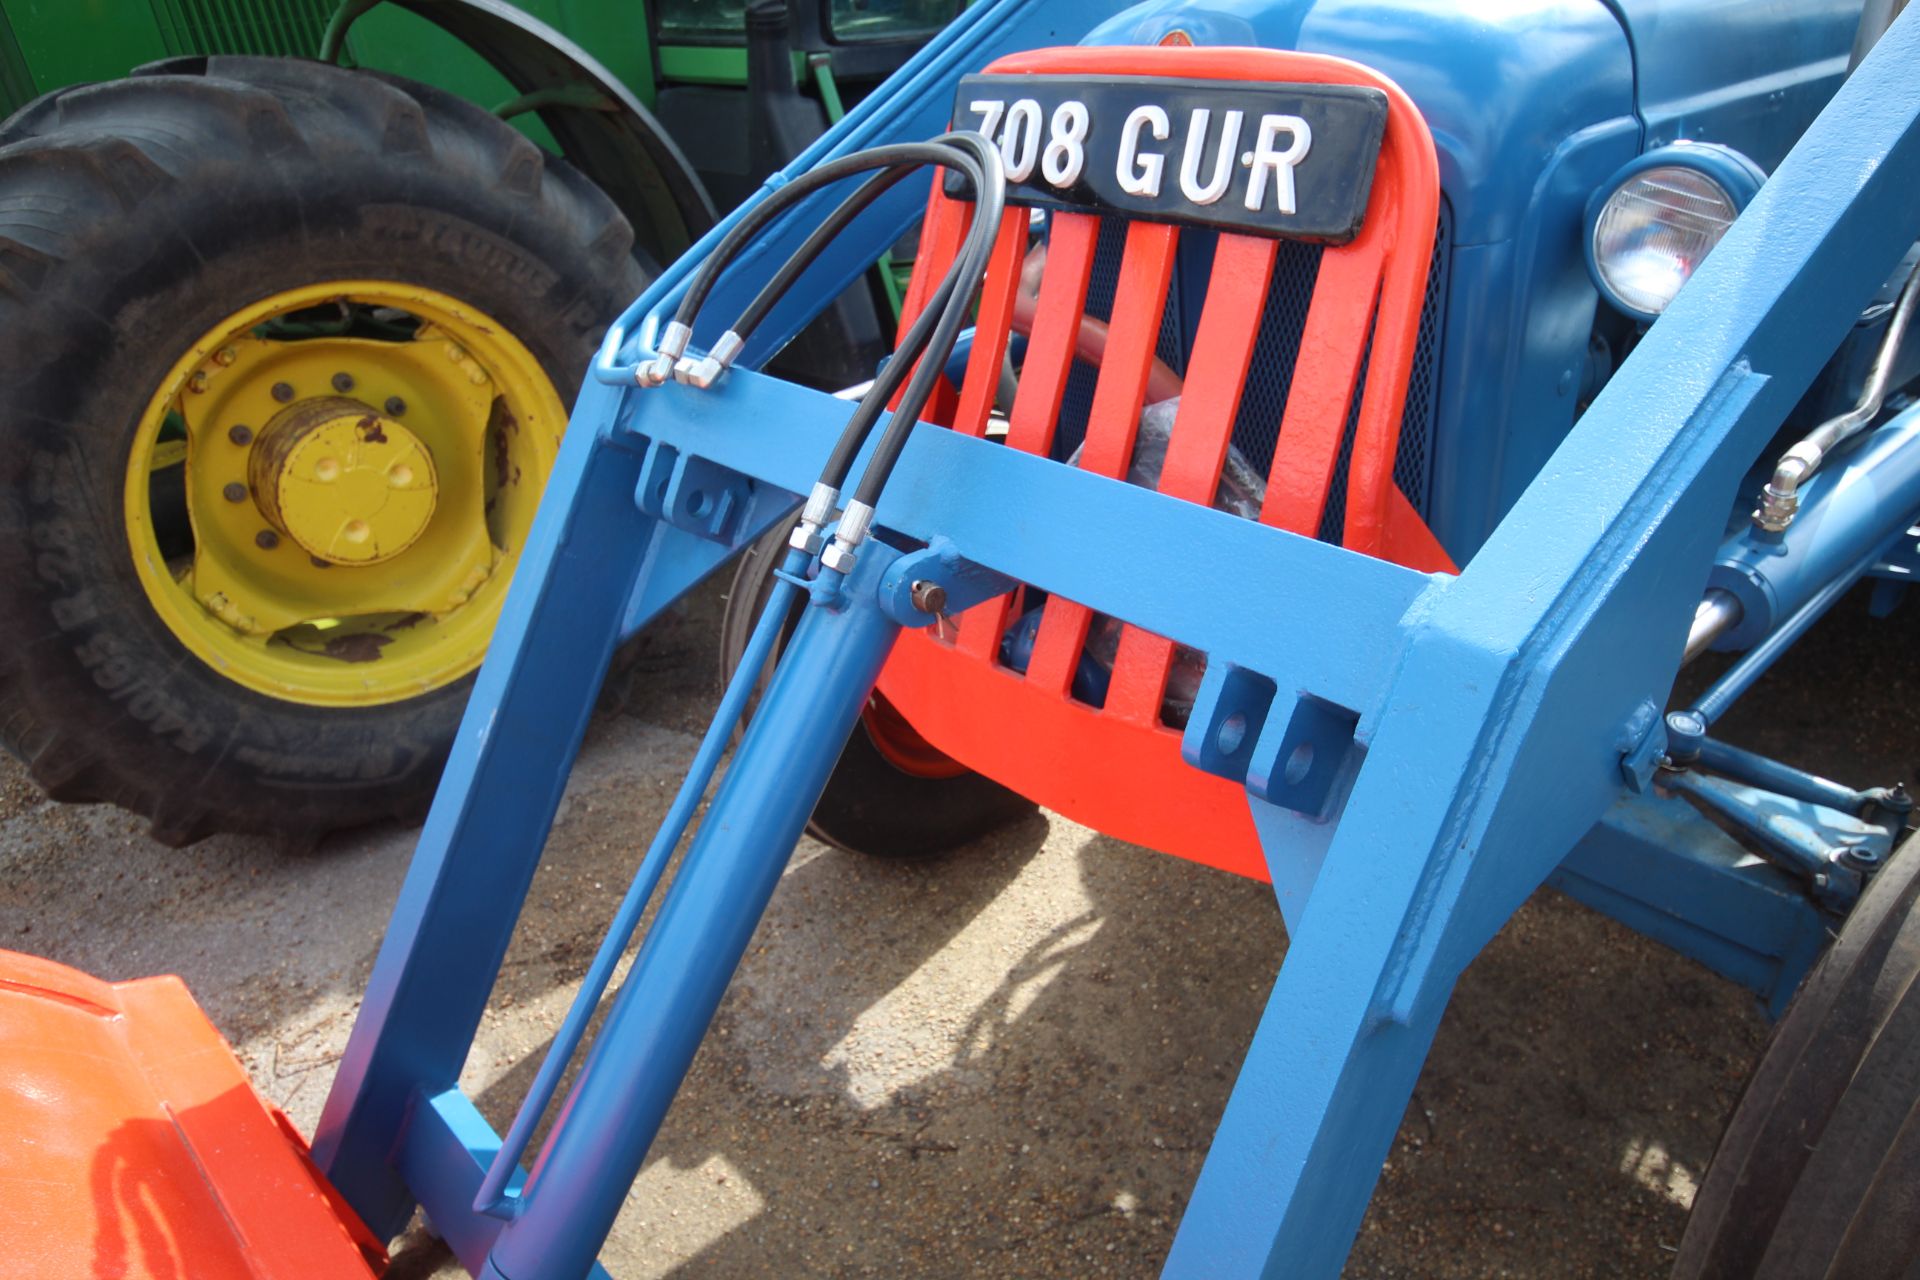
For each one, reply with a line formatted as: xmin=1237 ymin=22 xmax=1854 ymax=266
xmin=1551 ymin=795 xmax=1828 ymax=1017
xmin=310 ymin=373 xmax=658 ymax=1237
xmin=310 ymin=0 xmax=1122 ymax=1240
xmin=1167 ymin=14 xmax=1920 ymax=1273
xmin=482 ymin=547 xmax=908 ymax=1280
xmin=316 ymin=5 xmax=1920 ymax=1277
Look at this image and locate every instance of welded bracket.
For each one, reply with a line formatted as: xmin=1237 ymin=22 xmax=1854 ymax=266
xmin=1183 ymin=663 xmax=1364 ymax=822
xmin=634 ymin=440 xmax=752 ymax=543
xmin=875 ymin=537 xmax=1019 ymax=626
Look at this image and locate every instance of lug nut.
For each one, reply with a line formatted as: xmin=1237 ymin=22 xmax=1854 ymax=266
xmin=212 ymin=347 xmax=237 ymax=367
xmin=331 ymin=372 xmax=355 ymax=393
xmin=187 ymin=371 xmax=209 ymax=394
xmin=271 ymin=381 xmax=295 ymax=403
xmin=228 ymin=424 xmax=253 ymax=446
xmin=255 ymin=530 xmax=280 ymax=550
xmin=384 ymin=396 xmax=407 ymax=416
xmin=910 ymin=580 xmax=948 ymax=615
xmin=222 ymin=482 xmax=247 ymax=503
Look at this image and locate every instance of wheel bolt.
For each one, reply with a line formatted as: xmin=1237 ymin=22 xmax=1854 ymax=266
xmin=271 ymin=381 xmax=295 ymax=403
xmin=255 ymin=530 xmax=280 ymax=550
xmin=384 ymin=396 xmax=407 ymax=416
xmin=212 ymin=347 xmax=237 ymax=367
xmin=331 ymin=372 xmax=355 ymax=393
xmin=187 ymin=371 xmax=209 ymax=394
xmin=222 ymin=482 xmax=247 ymax=503
xmin=228 ymin=424 xmax=253 ymax=446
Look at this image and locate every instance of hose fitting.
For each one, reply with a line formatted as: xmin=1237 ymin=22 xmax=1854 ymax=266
xmin=674 ymin=329 xmax=745 ymax=390
xmin=789 ymin=482 xmax=840 ymax=555
xmin=820 ymin=499 xmax=875 ymax=575
xmin=639 ymin=321 xmax=692 ymax=388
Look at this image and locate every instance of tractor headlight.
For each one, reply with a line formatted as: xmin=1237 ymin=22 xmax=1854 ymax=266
xmin=1585 ymin=144 xmax=1766 ymax=321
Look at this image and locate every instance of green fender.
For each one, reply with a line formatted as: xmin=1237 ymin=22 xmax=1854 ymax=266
xmin=328 ymin=0 xmax=717 ymax=266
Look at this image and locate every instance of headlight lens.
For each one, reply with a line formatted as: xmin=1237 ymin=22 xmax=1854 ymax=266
xmin=1590 ymin=166 xmax=1741 ymax=319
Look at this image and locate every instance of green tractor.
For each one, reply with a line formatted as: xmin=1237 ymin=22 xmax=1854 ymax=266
xmin=0 ymin=0 xmax=944 ymax=843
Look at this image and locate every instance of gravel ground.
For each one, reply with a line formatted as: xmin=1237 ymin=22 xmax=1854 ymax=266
xmin=4 ymin=581 xmax=1914 ymax=1278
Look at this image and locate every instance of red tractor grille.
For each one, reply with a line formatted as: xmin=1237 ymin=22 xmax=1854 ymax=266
xmin=875 ymin=45 xmax=1449 ymax=878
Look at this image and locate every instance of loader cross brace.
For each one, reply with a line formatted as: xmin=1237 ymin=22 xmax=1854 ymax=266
xmin=303 ymin=11 xmax=1920 ymax=1279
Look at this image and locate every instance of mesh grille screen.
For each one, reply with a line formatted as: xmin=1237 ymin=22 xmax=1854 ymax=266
xmin=150 ymin=0 xmax=337 ymax=58
xmin=1042 ymin=203 xmax=1452 ymax=530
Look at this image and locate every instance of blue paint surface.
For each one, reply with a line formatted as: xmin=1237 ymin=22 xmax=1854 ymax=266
xmin=311 ymin=5 xmax=1920 ymax=1277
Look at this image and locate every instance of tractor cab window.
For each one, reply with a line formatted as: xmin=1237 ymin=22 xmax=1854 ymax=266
xmin=827 ymin=0 xmax=953 ymax=43
xmin=656 ymin=0 xmax=952 ymax=43
xmin=656 ymin=0 xmax=749 ymax=40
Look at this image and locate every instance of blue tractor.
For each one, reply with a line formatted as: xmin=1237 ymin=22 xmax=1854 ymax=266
xmin=4 ymin=0 xmax=1918 ymax=1277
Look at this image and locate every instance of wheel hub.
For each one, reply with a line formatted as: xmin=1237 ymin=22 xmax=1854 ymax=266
xmin=249 ymin=395 xmax=439 ymax=565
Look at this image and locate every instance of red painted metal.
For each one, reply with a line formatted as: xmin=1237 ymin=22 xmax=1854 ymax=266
xmin=876 ymin=46 xmax=1449 ymax=881
xmin=0 ymin=949 xmax=385 ymax=1279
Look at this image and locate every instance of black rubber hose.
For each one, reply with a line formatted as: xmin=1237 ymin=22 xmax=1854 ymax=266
xmin=672 ymin=139 xmax=989 ymax=334
xmin=818 ymin=193 xmax=1000 ymax=486
xmin=728 ymin=164 xmax=921 ymax=343
xmin=762 ymin=131 xmax=1003 ymax=496
xmin=847 ymin=135 xmax=1006 ymax=509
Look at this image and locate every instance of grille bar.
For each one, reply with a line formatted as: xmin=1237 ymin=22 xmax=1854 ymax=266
xmin=1045 ymin=202 xmax=1452 ymax=529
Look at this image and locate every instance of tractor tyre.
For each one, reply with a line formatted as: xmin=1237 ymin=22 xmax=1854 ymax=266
xmin=719 ymin=525 xmax=1036 ymax=859
xmin=1672 ymin=829 xmax=1920 ymax=1278
xmin=0 ymin=56 xmax=646 ymax=844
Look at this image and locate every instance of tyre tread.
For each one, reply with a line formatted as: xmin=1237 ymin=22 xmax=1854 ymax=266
xmin=1675 ymin=832 xmax=1920 ymax=1280
xmin=0 ymin=56 xmax=644 ymax=841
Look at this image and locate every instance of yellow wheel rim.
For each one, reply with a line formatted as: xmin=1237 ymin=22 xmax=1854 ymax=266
xmin=125 ymin=282 xmax=564 ymax=707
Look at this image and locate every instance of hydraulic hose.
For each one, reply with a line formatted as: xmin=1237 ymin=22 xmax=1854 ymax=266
xmin=1754 ymin=255 xmax=1920 ymax=531
xmin=647 ymin=139 xmax=992 ymax=386
xmin=475 ymin=546 xmax=810 ymax=1221
xmin=729 ymin=164 xmax=922 ymax=345
xmin=782 ymin=132 xmax=1005 ymax=558
xmin=476 ymin=135 xmax=1008 ymax=1216
xmin=802 ymin=133 xmax=1003 ymax=573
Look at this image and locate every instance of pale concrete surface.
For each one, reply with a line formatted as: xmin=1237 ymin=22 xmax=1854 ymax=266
xmin=6 ymin=583 xmax=1913 ymax=1278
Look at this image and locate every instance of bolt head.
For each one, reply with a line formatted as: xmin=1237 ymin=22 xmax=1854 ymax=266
xmin=1665 ymin=710 xmax=1706 ymax=738
xmin=384 ymin=396 xmax=407 ymax=416
xmin=254 ymin=529 xmax=280 ymax=550
xmin=1814 ymin=872 xmax=1831 ymax=889
xmin=331 ymin=372 xmax=356 ymax=393
xmin=271 ymin=381 xmax=295 ymax=403
xmin=212 ymin=347 xmax=237 ymax=367
xmin=910 ymin=580 xmax=948 ymax=615
xmin=222 ymin=482 xmax=248 ymax=503
xmin=228 ymin=424 xmax=253 ymax=446
xmin=187 ymin=371 xmax=209 ymax=394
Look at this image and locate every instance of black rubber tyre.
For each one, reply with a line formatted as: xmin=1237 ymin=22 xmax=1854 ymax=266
xmin=0 ymin=56 xmax=646 ymax=844
xmin=1673 ymin=829 xmax=1920 ymax=1279
xmin=719 ymin=525 xmax=1036 ymax=858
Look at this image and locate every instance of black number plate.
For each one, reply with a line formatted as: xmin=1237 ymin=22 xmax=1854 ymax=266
xmin=944 ymin=74 xmax=1389 ymax=243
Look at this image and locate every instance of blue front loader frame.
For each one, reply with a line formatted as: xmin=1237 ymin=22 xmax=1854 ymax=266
xmin=308 ymin=4 xmax=1920 ymax=1276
